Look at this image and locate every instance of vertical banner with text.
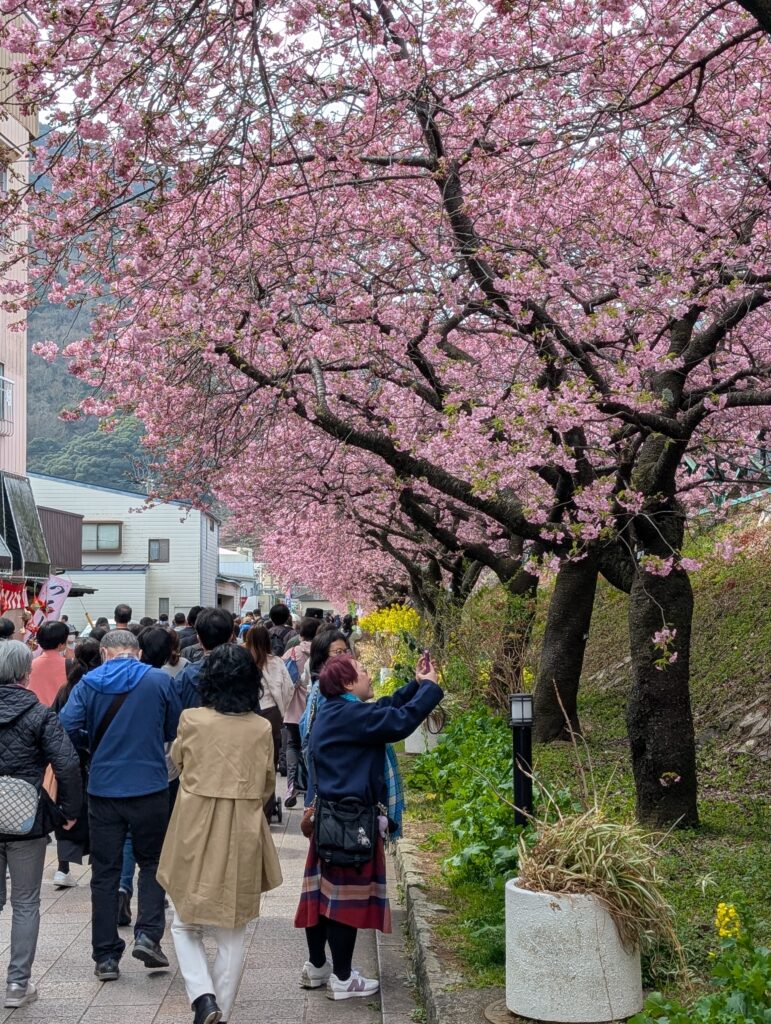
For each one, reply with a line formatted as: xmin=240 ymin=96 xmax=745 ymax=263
xmin=24 ymin=577 xmax=72 ymax=642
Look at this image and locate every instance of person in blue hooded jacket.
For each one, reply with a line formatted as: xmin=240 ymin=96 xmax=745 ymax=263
xmin=60 ymin=629 xmax=181 ymax=984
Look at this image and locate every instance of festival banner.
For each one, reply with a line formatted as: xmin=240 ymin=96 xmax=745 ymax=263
xmin=0 ymin=581 xmax=27 ymax=614
xmin=24 ymin=577 xmax=73 ymax=641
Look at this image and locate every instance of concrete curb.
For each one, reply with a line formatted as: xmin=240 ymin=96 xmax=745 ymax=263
xmin=392 ymin=840 xmax=503 ymax=1024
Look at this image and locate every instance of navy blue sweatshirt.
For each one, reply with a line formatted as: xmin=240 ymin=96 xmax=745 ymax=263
xmin=308 ymin=679 xmax=443 ymax=806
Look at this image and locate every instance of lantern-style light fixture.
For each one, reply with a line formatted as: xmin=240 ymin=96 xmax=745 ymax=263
xmin=510 ymin=693 xmax=534 ymax=727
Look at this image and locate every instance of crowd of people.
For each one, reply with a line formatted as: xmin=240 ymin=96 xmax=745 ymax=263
xmin=0 ymin=600 xmax=442 ymax=1024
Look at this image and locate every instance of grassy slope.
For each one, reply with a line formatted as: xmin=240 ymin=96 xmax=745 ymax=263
xmin=402 ymin=515 xmax=771 ymax=992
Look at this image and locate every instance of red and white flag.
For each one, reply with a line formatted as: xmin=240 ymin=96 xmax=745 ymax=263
xmin=0 ymin=581 xmax=27 ymax=614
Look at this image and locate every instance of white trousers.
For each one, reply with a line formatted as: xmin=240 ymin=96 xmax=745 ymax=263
xmin=171 ymin=911 xmax=247 ymax=1020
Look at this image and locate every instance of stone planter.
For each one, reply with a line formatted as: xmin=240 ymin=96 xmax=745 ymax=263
xmin=505 ymin=878 xmax=643 ymax=1023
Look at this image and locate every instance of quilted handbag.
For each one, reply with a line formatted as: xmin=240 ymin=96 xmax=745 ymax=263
xmin=0 ymin=776 xmax=39 ymax=835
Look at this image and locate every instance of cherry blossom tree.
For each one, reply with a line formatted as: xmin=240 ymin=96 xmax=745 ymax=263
xmin=225 ymin=432 xmax=531 ymax=675
xmin=3 ymin=0 xmax=771 ymax=824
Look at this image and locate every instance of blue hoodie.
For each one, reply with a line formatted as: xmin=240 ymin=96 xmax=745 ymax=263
xmin=60 ymin=655 xmax=182 ymax=798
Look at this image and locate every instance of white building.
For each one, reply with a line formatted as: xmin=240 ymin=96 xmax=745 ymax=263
xmin=29 ymin=473 xmax=219 ymax=627
xmin=217 ymin=546 xmax=258 ymax=613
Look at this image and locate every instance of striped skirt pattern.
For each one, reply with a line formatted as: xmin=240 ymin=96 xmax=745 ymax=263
xmin=294 ymin=835 xmax=392 ymax=933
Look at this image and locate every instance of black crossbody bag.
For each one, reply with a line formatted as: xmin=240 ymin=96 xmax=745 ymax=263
xmin=313 ymin=789 xmax=378 ymax=869
xmin=305 ymin=689 xmax=379 ymax=868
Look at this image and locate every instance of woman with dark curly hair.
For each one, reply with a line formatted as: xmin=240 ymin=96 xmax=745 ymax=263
xmin=157 ymin=645 xmax=282 ymax=1024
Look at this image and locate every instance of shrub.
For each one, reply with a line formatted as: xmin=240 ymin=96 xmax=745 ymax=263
xmin=407 ymin=704 xmax=521 ymax=881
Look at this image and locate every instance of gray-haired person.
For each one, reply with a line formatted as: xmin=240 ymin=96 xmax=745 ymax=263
xmin=60 ymin=629 xmax=181 ymax=983
xmin=0 ymin=640 xmax=81 ymax=1009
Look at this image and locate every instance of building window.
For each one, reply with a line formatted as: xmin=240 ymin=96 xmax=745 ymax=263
xmin=0 ymin=361 xmax=13 ymax=434
xmin=82 ymin=522 xmax=122 ymax=553
xmin=159 ymin=597 xmax=169 ymax=617
xmin=209 ymin=517 xmax=215 ymax=531
xmin=0 ymin=165 xmax=7 ymax=198
xmin=148 ymin=539 xmax=170 ymax=562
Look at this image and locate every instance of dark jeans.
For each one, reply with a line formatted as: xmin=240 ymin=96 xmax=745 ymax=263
xmin=89 ymin=789 xmax=169 ymax=963
xmin=286 ymin=723 xmax=303 ymax=792
xmin=306 ymin=915 xmax=358 ymax=981
xmin=259 ymin=705 xmax=283 ymax=819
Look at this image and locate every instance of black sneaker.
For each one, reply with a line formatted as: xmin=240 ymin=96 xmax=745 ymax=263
xmin=132 ymin=933 xmax=169 ymax=969
xmin=284 ymin=793 xmax=298 ymax=808
xmin=117 ymin=890 xmax=132 ymax=927
xmin=94 ymin=959 xmax=120 ymax=982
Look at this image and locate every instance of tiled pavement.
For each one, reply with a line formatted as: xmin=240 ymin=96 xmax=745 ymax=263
xmin=0 ymin=781 xmax=418 ymax=1024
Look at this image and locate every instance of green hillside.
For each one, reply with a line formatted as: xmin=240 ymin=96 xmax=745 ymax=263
xmin=27 ymin=300 xmax=148 ymax=488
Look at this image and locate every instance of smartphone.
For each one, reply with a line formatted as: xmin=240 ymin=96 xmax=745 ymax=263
xmin=419 ymin=648 xmax=431 ymax=673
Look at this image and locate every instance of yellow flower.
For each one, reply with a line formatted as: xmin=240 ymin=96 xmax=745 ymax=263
xmin=714 ymin=902 xmax=741 ymax=939
xmin=359 ymin=605 xmax=421 ymax=638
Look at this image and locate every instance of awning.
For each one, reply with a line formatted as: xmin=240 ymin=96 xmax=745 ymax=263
xmin=1 ymin=473 xmax=50 ymax=578
xmin=74 ymin=563 xmax=149 ymax=573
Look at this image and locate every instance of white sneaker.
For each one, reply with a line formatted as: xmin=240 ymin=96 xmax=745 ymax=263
xmin=326 ymin=970 xmax=380 ymax=1000
xmin=53 ymin=870 xmax=77 ymax=888
xmin=300 ymin=959 xmax=333 ymax=988
xmin=5 ymin=981 xmax=38 ymax=1008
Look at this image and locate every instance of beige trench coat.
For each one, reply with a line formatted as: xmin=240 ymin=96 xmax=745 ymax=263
xmin=157 ymin=708 xmax=283 ymax=929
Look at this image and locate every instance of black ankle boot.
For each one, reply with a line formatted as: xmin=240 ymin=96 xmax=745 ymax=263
xmin=192 ymin=992 xmax=221 ymax=1024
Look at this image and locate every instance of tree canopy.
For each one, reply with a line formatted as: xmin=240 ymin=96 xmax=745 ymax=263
xmin=3 ymin=0 xmax=771 ymax=823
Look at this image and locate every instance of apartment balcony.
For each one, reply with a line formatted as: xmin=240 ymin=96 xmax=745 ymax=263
xmin=0 ymin=376 xmax=14 ymax=437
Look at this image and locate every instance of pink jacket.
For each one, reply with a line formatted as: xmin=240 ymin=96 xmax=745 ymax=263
xmin=28 ymin=650 xmax=68 ymax=707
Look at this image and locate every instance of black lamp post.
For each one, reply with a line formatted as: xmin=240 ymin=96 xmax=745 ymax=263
xmin=510 ymin=693 xmax=534 ymax=827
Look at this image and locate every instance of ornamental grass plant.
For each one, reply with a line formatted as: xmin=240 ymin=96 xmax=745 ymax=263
xmin=517 ymin=807 xmax=679 ymax=954
xmin=517 ymin=690 xmax=681 ymax=958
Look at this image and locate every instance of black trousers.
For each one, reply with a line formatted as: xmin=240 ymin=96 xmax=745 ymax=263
xmin=88 ymin=789 xmax=169 ymax=963
xmin=285 ymin=723 xmax=303 ymax=792
xmin=306 ymin=915 xmax=358 ymax=981
xmin=259 ymin=705 xmax=283 ymax=819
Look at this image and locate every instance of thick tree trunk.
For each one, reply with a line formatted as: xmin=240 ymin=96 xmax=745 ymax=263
xmin=533 ymin=552 xmax=599 ymax=743
xmin=627 ymin=564 xmax=699 ymax=827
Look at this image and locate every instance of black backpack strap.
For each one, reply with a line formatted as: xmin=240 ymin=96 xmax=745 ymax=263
xmin=91 ymin=692 xmax=130 ymax=755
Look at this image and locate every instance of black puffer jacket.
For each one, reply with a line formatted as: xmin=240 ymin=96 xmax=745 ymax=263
xmin=0 ymin=684 xmax=82 ymax=841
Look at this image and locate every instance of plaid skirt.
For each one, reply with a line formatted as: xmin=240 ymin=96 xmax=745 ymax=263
xmin=294 ymin=835 xmax=392 ymax=933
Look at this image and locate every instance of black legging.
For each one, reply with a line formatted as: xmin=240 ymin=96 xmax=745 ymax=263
xmin=306 ymin=916 xmax=358 ymax=981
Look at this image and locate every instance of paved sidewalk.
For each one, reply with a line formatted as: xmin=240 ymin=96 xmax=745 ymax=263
xmin=1 ymin=781 xmax=412 ymax=1024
